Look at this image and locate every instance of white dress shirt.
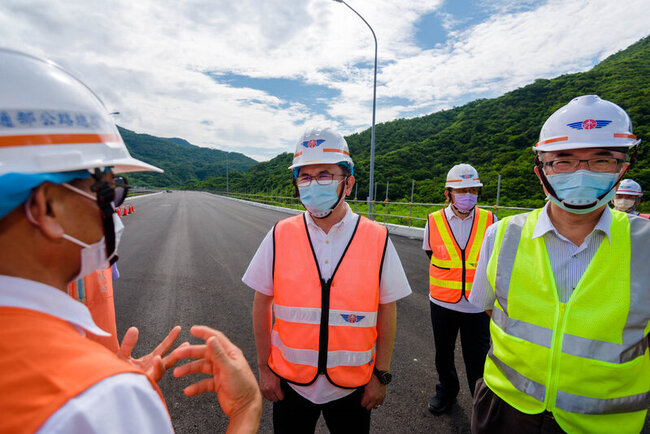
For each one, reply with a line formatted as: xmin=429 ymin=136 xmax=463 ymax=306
xmin=423 ymin=206 xmax=496 ymax=314
xmin=242 ymin=204 xmax=412 ymax=404
xmin=469 ymin=203 xmax=612 ymax=309
xmin=0 ymin=275 xmax=173 ymax=434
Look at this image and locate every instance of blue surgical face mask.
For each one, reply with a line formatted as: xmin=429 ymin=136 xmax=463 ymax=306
xmin=298 ymin=181 xmax=342 ymax=218
xmin=547 ymin=170 xmax=619 ymax=214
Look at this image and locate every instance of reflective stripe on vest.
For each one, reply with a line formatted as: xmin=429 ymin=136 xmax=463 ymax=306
xmin=428 ymin=207 xmax=493 ymax=302
xmin=484 ymin=209 xmax=650 ymax=433
xmin=270 ymin=213 xmax=387 ymax=388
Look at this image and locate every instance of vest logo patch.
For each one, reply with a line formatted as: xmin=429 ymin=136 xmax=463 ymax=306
xmin=341 ymin=313 xmax=365 ymax=324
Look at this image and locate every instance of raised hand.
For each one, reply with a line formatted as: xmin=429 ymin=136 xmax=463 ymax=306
xmin=118 ymin=325 xmax=186 ymax=382
xmin=173 ymin=326 xmax=262 ymax=433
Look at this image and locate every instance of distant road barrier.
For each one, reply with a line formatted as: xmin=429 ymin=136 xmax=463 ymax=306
xmin=202 ymin=190 xmax=536 ymax=228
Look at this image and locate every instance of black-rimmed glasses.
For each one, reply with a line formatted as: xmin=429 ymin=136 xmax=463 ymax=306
xmin=543 ymin=158 xmax=625 ymax=173
xmin=295 ymin=173 xmax=346 ymax=187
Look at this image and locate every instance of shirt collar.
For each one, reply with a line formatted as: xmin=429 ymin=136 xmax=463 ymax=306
xmin=304 ymin=202 xmax=354 ymax=231
xmin=533 ymin=202 xmax=612 ymax=243
xmin=0 ymin=275 xmax=110 ymax=337
xmin=445 ymin=204 xmax=475 ymax=221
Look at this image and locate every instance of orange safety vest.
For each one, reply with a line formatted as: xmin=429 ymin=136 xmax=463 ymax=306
xmin=0 ymin=307 xmax=166 ymax=433
xmin=270 ymin=214 xmax=388 ymax=388
xmin=428 ymin=207 xmax=494 ymax=303
xmin=67 ymin=268 xmax=119 ymax=353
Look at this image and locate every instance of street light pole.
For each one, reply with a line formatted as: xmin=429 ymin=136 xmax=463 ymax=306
xmin=332 ymin=0 xmax=377 ymax=220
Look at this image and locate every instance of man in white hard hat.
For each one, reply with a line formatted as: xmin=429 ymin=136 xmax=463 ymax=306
xmin=469 ymin=95 xmax=650 ymax=433
xmin=0 ymin=49 xmax=261 ymax=432
xmin=243 ymin=126 xmax=411 ymax=433
xmin=613 ymin=178 xmax=649 ymax=218
xmin=423 ymin=164 xmax=494 ymax=414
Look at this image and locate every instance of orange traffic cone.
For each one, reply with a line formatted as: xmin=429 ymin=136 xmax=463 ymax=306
xmin=123 ymin=206 xmax=129 ymax=216
xmin=130 ymin=204 xmax=134 ymax=214
xmin=116 ymin=207 xmax=121 ymax=216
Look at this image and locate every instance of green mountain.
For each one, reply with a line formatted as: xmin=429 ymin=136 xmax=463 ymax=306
xmin=117 ymin=127 xmax=257 ymax=187
xmin=186 ymin=35 xmax=650 ymax=212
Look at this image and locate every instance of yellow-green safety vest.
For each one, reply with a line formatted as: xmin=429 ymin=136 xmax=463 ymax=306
xmin=485 ymin=209 xmax=650 ymax=433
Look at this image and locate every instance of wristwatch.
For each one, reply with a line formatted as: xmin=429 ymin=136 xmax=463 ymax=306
xmin=373 ymin=367 xmax=392 ymax=385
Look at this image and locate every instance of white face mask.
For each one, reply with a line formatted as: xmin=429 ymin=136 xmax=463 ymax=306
xmin=64 ymin=213 xmax=124 ymax=281
xmin=613 ymin=198 xmax=637 ymax=212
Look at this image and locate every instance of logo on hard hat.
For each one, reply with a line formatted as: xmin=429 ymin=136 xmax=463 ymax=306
xmin=459 ymin=174 xmax=475 ymax=179
xmin=302 ymin=139 xmax=325 ymax=148
xmin=341 ymin=313 xmax=365 ymax=324
xmin=567 ymin=120 xmax=612 ymax=130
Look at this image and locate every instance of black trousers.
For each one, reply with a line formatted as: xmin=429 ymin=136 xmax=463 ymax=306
xmin=273 ymin=380 xmax=371 ymax=434
xmin=472 ymin=378 xmax=565 ymax=433
xmin=430 ymin=300 xmax=490 ymax=398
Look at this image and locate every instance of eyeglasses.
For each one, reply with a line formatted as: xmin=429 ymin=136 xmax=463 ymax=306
xmin=63 ymin=175 xmax=129 ymax=208
xmin=543 ymin=158 xmax=625 ymax=173
xmin=295 ymin=173 xmax=346 ymax=187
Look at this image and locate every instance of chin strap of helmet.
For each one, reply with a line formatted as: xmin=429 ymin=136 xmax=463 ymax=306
xmin=90 ymin=168 xmax=118 ymax=265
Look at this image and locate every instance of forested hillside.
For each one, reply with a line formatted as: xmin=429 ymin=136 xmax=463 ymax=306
xmin=189 ymin=35 xmax=650 ymax=211
xmin=119 ymin=127 xmax=257 ymax=187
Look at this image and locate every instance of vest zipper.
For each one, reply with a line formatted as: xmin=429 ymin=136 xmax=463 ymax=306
xmin=546 ymin=302 xmax=567 ymax=411
xmin=317 ymin=279 xmax=332 ymax=375
xmin=461 ymin=249 xmax=466 ymax=298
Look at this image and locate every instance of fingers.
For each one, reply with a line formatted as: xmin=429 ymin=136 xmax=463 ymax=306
xmin=150 ymin=355 xmax=164 ymax=383
xmin=171 ymin=344 xmax=207 ymax=361
xmin=162 ymin=341 xmax=190 ymax=371
xmin=117 ymin=327 xmax=139 ymax=360
xmin=259 ymin=366 xmax=284 ymax=402
xmin=188 ymin=325 xmax=218 ymax=341
xmin=173 ymin=358 xmax=212 ymax=378
xmin=184 ymin=378 xmax=215 ymax=396
xmin=151 ymin=325 xmax=182 ymax=357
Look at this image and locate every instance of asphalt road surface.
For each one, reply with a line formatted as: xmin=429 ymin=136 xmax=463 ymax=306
xmin=114 ymin=191 xmax=649 ymax=433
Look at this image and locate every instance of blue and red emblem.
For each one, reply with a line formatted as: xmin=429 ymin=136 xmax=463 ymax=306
xmin=567 ymin=120 xmax=612 ymax=130
xmin=341 ymin=313 xmax=365 ymax=324
xmin=302 ymin=139 xmax=325 ymax=148
xmin=460 ymin=174 xmax=474 ymax=179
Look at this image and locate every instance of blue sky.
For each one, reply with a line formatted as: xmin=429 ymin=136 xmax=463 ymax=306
xmin=1 ymin=0 xmax=648 ymax=160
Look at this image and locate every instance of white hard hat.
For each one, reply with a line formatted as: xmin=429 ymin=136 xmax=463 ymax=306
xmin=617 ymin=179 xmax=643 ymax=196
xmin=0 ymin=48 xmax=162 ymax=176
xmin=288 ymin=126 xmax=353 ymax=172
xmin=534 ymin=95 xmax=640 ymax=153
xmin=446 ymin=164 xmax=483 ymax=188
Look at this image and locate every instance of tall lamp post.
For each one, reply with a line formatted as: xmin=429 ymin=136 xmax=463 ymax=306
xmin=332 ymin=0 xmax=377 ymax=220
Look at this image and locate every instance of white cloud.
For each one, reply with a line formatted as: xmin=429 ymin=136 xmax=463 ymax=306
xmin=0 ymin=0 xmax=648 ymax=161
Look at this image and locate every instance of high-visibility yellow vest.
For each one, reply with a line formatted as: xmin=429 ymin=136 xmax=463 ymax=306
xmin=484 ymin=208 xmax=650 ymax=433
xmin=270 ymin=214 xmax=387 ymax=388
xmin=428 ymin=207 xmax=493 ymax=302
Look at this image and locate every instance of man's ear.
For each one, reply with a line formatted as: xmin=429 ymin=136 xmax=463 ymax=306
xmin=444 ymin=189 xmax=451 ymax=202
xmin=533 ymin=165 xmax=551 ymax=197
xmin=28 ymin=183 xmax=65 ymax=240
xmin=344 ymin=176 xmax=355 ymax=196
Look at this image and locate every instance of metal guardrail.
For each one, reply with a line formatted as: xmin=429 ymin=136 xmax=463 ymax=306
xmin=208 ymin=191 xmax=536 ymax=227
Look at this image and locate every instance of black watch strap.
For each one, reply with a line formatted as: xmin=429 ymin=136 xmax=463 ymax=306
xmin=373 ymin=367 xmax=392 ymax=385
